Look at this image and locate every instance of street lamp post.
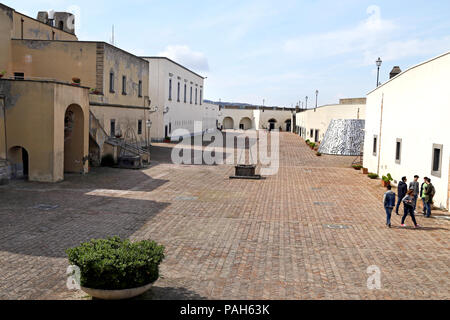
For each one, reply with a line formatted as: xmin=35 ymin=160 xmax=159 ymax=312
xmin=315 ymin=90 xmax=319 ymax=112
xmin=376 ymin=57 xmax=382 ymax=87
xmin=305 ymin=96 xmax=308 ymax=109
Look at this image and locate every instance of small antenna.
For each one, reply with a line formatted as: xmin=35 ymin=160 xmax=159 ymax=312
xmin=111 ymin=25 xmax=115 ymax=45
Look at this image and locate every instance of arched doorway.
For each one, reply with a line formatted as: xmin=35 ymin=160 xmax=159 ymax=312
xmin=285 ymin=119 xmax=292 ymax=132
xmin=268 ymin=119 xmax=277 ymax=131
xmin=64 ymin=104 xmax=85 ymax=173
xmin=8 ymin=146 xmax=29 ymax=180
xmin=239 ymin=117 xmax=252 ymax=130
xmin=223 ymin=117 xmax=234 ymax=129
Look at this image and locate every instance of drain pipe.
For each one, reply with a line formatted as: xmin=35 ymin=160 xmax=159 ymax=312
xmin=0 ymin=95 xmax=7 ymax=161
xmin=377 ymin=94 xmax=384 ymax=176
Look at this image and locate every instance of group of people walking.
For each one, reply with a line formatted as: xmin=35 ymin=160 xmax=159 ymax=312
xmin=383 ymin=175 xmax=436 ymax=228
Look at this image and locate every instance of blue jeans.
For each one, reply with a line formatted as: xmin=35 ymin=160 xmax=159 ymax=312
xmin=385 ymin=207 xmax=393 ymax=225
xmin=424 ymin=202 xmax=431 ymax=217
xmin=413 ymin=195 xmax=418 ymax=210
xmin=402 ymin=205 xmax=418 ymax=226
xmin=395 ymin=197 xmax=404 ymax=214
xmin=421 ymin=198 xmax=426 ymax=212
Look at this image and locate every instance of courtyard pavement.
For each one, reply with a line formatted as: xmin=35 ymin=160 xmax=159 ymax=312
xmin=0 ymin=132 xmax=448 ymax=300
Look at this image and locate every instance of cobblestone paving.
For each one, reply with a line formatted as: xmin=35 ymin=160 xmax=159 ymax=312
xmin=0 ymin=132 xmax=449 ymax=300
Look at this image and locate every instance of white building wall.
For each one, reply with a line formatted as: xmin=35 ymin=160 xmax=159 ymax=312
xmin=296 ymin=101 xmax=366 ymax=142
xmin=202 ymin=102 xmax=219 ymax=132
xmin=144 ymin=57 xmax=204 ymax=141
xmin=218 ymin=108 xmax=256 ymax=130
xmin=259 ymin=109 xmax=294 ymax=131
xmin=363 ymin=52 xmax=450 ymax=209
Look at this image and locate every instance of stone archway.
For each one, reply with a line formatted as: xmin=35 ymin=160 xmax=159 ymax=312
xmin=8 ymin=146 xmax=29 ymax=180
xmin=285 ymin=119 xmax=292 ymax=132
xmin=64 ymin=104 xmax=85 ymax=173
xmin=223 ymin=117 xmax=234 ymax=130
xmin=239 ymin=117 xmax=252 ymax=130
xmin=268 ymin=119 xmax=277 ymax=130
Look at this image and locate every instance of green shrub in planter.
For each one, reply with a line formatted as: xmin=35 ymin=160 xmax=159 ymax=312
xmin=66 ymin=237 xmax=165 ymax=290
xmin=352 ymin=164 xmax=363 ymax=170
xmin=368 ymin=173 xmax=379 ymax=179
xmin=316 ymin=152 xmax=322 ymax=156
xmin=101 ymin=154 xmax=115 ymax=167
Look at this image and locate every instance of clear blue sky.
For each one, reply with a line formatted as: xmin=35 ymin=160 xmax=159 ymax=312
xmin=6 ymin=0 xmax=450 ymax=107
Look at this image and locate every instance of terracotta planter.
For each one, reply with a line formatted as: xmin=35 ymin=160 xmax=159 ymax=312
xmin=81 ymin=282 xmax=153 ymax=300
xmin=362 ymin=168 xmax=369 ymax=174
xmin=381 ymin=180 xmax=391 ymax=187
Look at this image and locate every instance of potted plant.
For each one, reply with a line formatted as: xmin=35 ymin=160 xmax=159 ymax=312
xmin=352 ymin=164 xmax=363 ymax=170
xmin=164 ymin=136 xmax=171 ymax=143
xmin=0 ymin=70 xmax=6 ymax=78
xmin=368 ymin=173 xmax=379 ymax=179
xmin=362 ymin=167 xmax=369 ymax=174
xmin=72 ymin=77 xmax=81 ymax=85
xmin=66 ymin=237 xmax=165 ymax=300
xmin=90 ymin=88 xmax=101 ymax=95
xmin=316 ymin=152 xmax=322 ymax=156
xmin=381 ymin=173 xmax=393 ymax=187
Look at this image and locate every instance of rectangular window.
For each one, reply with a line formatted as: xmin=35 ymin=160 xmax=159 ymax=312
xmin=122 ymin=76 xmax=126 ymax=95
xmin=138 ymin=80 xmax=142 ymax=97
xmin=168 ymin=79 xmax=172 ymax=101
xmin=373 ymin=135 xmax=378 ymax=156
xmin=184 ymin=84 xmax=187 ymax=103
xmin=431 ymin=144 xmax=443 ymax=177
xmin=200 ymin=90 xmax=202 ymax=105
xmin=195 ymin=88 xmax=198 ymax=105
xmin=310 ymin=129 xmax=313 ymax=138
xmin=395 ymin=138 xmax=402 ymax=164
xmin=110 ymin=120 xmax=116 ymax=137
xmin=14 ymin=72 xmax=24 ymax=80
xmin=177 ymin=82 xmax=180 ymax=102
xmin=138 ymin=120 xmax=142 ymax=135
xmin=109 ymin=73 xmax=115 ymax=93
xmin=190 ymin=86 xmax=193 ymax=104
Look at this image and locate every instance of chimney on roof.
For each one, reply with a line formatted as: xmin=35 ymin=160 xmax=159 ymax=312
xmin=389 ymin=66 xmax=402 ymax=79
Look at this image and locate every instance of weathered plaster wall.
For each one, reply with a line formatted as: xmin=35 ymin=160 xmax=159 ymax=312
xmin=12 ymin=11 xmax=78 ymax=41
xmin=102 ymin=44 xmax=149 ymax=107
xmin=90 ymin=105 xmax=148 ymax=145
xmin=0 ymin=5 xmax=13 ymax=77
xmin=0 ymin=80 xmax=89 ymax=182
xmin=11 ymin=40 xmax=97 ymax=87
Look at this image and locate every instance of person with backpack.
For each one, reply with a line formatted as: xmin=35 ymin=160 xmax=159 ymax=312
xmin=383 ymin=185 xmax=396 ymax=228
xmin=395 ymin=177 xmax=408 ymax=215
xmin=424 ymin=177 xmax=435 ymax=218
xmin=401 ymin=190 xmax=420 ymax=228
xmin=409 ymin=175 xmax=420 ymax=211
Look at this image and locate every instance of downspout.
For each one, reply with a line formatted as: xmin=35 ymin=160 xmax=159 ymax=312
xmin=1 ymin=95 xmax=7 ymax=161
xmin=377 ymin=93 xmax=384 ymax=176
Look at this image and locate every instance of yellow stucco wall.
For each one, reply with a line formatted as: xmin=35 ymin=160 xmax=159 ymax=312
xmin=12 ymin=11 xmax=78 ymax=41
xmin=11 ymin=40 xmax=97 ymax=87
xmin=0 ymin=4 xmax=78 ymax=79
xmin=0 ymin=79 xmax=89 ymax=182
xmin=90 ymin=105 xmax=148 ymax=145
xmin=0 ymin=5 xmax=13 ymax=78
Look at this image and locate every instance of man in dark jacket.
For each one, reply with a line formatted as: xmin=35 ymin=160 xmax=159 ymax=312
xmin=395 ymin=177 xmax=408 ymax=215
xmin=424 ymin=177 xmax=435 ymax=218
